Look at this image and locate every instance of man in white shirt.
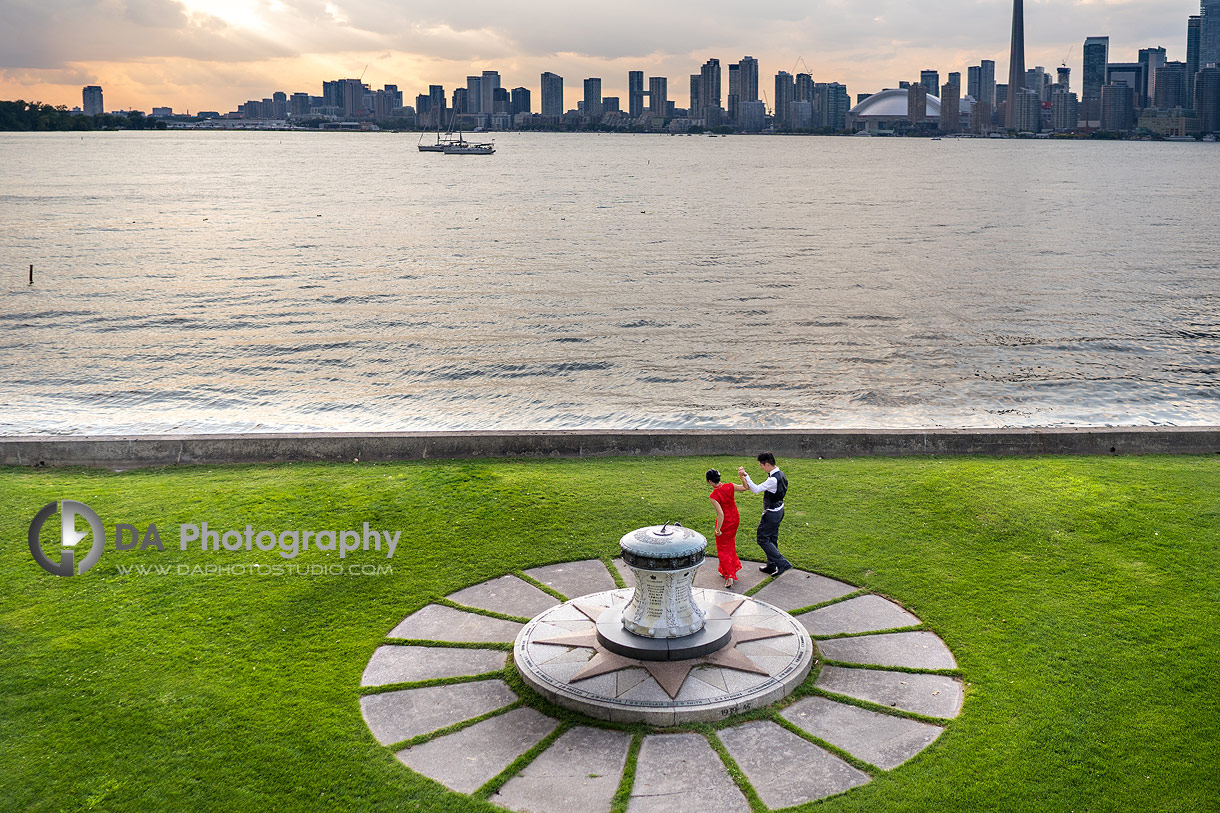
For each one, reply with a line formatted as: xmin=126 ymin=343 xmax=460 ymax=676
xmin=738 ymin=452 xmax=792 ymax=577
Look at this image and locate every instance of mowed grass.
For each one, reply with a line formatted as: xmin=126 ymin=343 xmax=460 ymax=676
xmin=1 ymin=455 xmax=1217 ymax=812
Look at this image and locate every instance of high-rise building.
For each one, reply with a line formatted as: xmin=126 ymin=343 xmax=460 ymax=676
xmin=341 ymin=78 xmax=366 ymax=118
xmin=1196 ymin=65 xmax=1220 ymax=131
xmin=82 ymin=85 xmax=104 ymax=115
xmin=1051 ymin=90 xmax=1079 ymax=130
xmin=289 ymin=92 xmax=310 ymax=116
xmin=1138 ymin=47 xmax=1167 ymax=107
xmin=428 ymin=85 xmax=446 ymax=128
xmin=540 ymin=72 xmax=563 ymax=117
xmin=452 ymin=87 xmax=469 ymax=115
xmin=1187 ymin=15 xmax=1202 ymax=98
xmin=727 ymin=63 xmax=741 ymax=121
xmin=1082 ymin=36 xmax=1110 ymax=125
xmin=1057 ymin=66 xmax=1071 ymax=92
xmin=774 ymin=71 xmax=795 ymax=127
xmin=739 ymin=100 xmax=766 ymax=131
xmin=689 ymin=75 xmax=701 ymax=117
xmin=921 ymin=70 xmax=940 ymax=98
xmin=1100 ymin=82 xmax=1135 ymax=130
xmin=583 ymin=77 xmax=603 ymax=118
xmin=739 ymin=57 xmax=760 ymax=102
xmin=1203 ymin=0 xmax=1220 ymax=67
xmin=700 ymin=58 xmax=722 ymax=114
xmin=824 ymin=83 xmax=850 ymax=130
xmin=466 ymin=76 xmax=482 ymax=114
xmin=1155 ymin=62 xmax=1190 ymax=109
xmin=510 ymin=87 xmax=531 ymax=116
xmin=795 ymin=73 xmax=814 ymax=102
xmin=480 ymin=71 xmax=501 ymax=117
xmin=1006 ymin=0 xmax=1026 ymax=129
xmin=940 ymin=81 xmax=960 ymax=132
xmin=948 ymin=71 xmax=961 ymax=89
xmin=1107 ymin=62 xmax=1145 ymax=110
xmin=628 ymin=71 xmax=645 ymax=118
xmin=968 ymin=65 xmax=981 ymax=100
xmin=648 ymin=76 xmax=668 ymax=116
xmin=980 ymin=60 xmax=996 ymax=107
xmin=908 ymin=83 xmax=928 ymax=122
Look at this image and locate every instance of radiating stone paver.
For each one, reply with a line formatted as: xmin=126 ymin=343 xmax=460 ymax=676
xmin=718 ymin=720 xmax=870 ymax=808
xmin=783 ymin=696 xmax=944 ymax=770
xmin=817 ymin=631 xmax=957 ymax=670
xmin=490 ymin=725 xmax=631 ymax=813
xmin=797 ymin=594 xmax=921 ymax=636
xmin=693 ymin=557 xmax=770 ymax=592
xmin=361 ymin=645 xmax=507 ymax=686
xmin=524 ymin=560 xmax=617 ymax=600
xmin=611 ymin=558 xmax=635 ymax=588
xmin=628 ymin=733 xmax=749 ymax=813
xmin=817 ymin=666 xmax=963 ymax=718
xmin=388 ymin=603 xmax=523 ymax=643
xmin=360 ymin=680 xmax=518 ymax=745
xmin=751 ymin=570 xmax=857 ymax=610
xmin=448 ymin=575 xmax=561 ymax=618
xmin=396 ymin=707 xmax=558 ymax=794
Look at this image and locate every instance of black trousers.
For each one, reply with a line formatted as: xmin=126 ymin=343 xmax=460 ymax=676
xmin=756 ymin=509 xmax=790 ymax=570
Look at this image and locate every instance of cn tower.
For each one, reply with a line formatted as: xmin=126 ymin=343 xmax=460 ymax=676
xmin=1006 ymin=0 xmax=1026 ymax=129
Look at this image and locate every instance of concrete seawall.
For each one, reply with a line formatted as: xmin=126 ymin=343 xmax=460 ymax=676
xmin=2 ymin=428 xmax=1217 ymax=468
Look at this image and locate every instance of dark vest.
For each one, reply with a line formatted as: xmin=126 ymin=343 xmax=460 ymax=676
xmin=764 ymin=469 xmax=788 ymax=510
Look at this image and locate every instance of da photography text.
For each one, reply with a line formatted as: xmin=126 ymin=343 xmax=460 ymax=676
xmin=28 ymin=499 xmax=400 ymax=577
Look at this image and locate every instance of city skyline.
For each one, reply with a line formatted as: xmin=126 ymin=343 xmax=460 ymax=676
xmin=0 ymin=0 xmax=1203 ymax=113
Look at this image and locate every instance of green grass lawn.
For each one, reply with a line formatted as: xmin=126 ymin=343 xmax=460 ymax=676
xmin=1 ymin=455 xmax=1218 ymax=812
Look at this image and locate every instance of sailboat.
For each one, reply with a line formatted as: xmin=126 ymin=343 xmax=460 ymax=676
xmin=417 ymin=112 xmax=446 ymax=152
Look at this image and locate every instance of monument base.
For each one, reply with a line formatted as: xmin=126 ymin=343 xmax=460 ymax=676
xmin=595 ymin=604 xmax=732 ymax=661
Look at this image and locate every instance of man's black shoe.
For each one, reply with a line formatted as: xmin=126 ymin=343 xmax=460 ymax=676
xmin=773 ymin=563 xmax=793 ymax=577
xmin=759 ymin=565 xmax=777 ymax=574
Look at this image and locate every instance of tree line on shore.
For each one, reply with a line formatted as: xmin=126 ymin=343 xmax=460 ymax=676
xmin=0 ymin=101 xmax=168 ymax=131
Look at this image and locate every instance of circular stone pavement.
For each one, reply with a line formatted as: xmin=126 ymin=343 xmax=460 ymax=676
xmin=360 ymin=557 xmax=964 ymax=812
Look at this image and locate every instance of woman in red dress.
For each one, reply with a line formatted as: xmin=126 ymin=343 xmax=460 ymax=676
xmin=707 ymin=469 xmax=747 ymax=588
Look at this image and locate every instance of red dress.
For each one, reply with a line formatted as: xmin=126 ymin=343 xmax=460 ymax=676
xmin=709 ymin=483 xmax=742 ymax=582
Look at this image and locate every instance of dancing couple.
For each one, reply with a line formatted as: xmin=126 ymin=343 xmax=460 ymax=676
xmin=706 ymin=452 xmax=793 ymax=589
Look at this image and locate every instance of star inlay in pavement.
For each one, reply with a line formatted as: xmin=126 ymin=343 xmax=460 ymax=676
xmin=533 ymin=599 xmax=796 ymax=699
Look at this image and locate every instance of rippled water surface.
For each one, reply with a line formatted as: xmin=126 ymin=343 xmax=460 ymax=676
xmin=1 ymin=131 xmax=1217 ymax=434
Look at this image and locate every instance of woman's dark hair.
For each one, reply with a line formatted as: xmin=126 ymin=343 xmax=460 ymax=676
xmin=706 ymin=469 xmax=721 ymax=483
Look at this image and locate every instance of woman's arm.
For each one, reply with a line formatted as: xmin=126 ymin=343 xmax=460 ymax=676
xmin=732 ymin=483 xmax=748 ymax=492
xmin=710 ymin=497 xmax=725 ymax=535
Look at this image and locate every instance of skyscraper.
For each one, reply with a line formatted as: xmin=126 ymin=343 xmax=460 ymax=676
xmin=940 ymin=81 xmax=960 ymax=132
xmin=1057 ymin=66 xmax=1071 ymax=92
xmin=908 ymin=83 xmax=928 ymax=123
xmin=1195 ymin=66 xmax=1220 ymax=131
xmin=1138 ymin=47 xmax=1167 ymax=107
xmin=727 ymin=63 xmax=740 ymax=122
xmin=82 ymin=85 xmax=103 ymax=116
xmin=1187 ymin=16 xmax=1202 ymax=98
xmin=1154 ymin=62 xmax=1190 ymax=109
xmin=689 ymin=75 xmax=700 ymax=117
xmin=1100 ymin=82 xmax=1135 ymax=131
xmin=648 ymin=77 xmax=668 ymax=116
xmin=739 ymin=57 xmax=759 ymax=102
xmin=466 ymin=76 xmax=482 ymax=114
xmin=980 ymin=59 xmax=996 ymax=107
xmin=701 ymin=59 xmax=722 ymax=112
xmin=968 ymin=65 xmax=981 ymax=99
xmin=628 ymin=71 xmax=645 ymax=118
xmin=510 ymin=87 xmax=531 ymax=116
xmin=1203 ymin=0 xmax=1220 ymax=67
xmin=540 ymin=72 xmax=563 ymax=117
xmin=921 ymin=70 xmax=940 ymax=98
xmin=1082 ymin=36 xmax=1110 ymax=126
xmin=1006 ymin=0 xmax=1026 ymax=129
xmin=774 ymin=71 xmax=795 ymax=128
xmin=583 ymin=77 xmax=603 ymax=118
xmin=481 ymin=71 xmax=501 ymax=118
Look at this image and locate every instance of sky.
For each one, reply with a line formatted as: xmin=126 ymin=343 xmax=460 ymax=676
xmin=0 ymin=0 xmax=1202 ymax=114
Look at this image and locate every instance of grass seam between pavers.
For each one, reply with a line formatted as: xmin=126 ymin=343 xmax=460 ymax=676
xmin=806 ymin=686 xmax=956 ymax=725
xmin=811 ymin=623 xmax=927 ymax=640
xmin=609 ymin=731 xmax=644 ymax=813
xmin=358 ymin=670 xmax=505 ymax=696
xmin=382 ymin=700 xmax=524 ymax=751
xmin=435 ymin=597 xmax=532 ymax=624
xmin=770 ymin=712 xmax=881 ymax=776
xmin=512 ymin=570 xmax=569 ymax=602
xmin=473 ymin=720 xmax=572 ymax=800
xmin=705 ymin=729 xmax=769 ymax=813
xmin=785 ymin=588 xmax=871 ymax=615
xmin=817 ymin=658 xmax=963 ymax=677
xmin=383 ymin=637 xmax=514 ymax=651
xmin=604 ymin=556 xmax=627 ymax=589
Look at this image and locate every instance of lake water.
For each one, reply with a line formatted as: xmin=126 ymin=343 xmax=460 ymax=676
xmin=1 ymin=131 xmax=1217 ymax=435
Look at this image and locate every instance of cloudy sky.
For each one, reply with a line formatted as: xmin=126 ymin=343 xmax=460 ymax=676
xmin=0 ymin=0 xmax=1200 ymax=113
